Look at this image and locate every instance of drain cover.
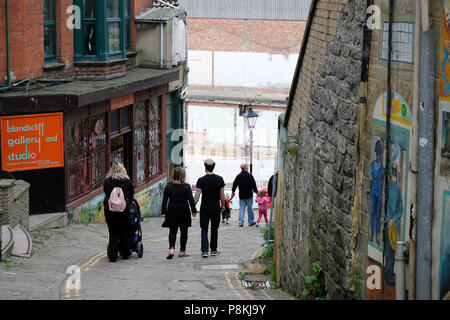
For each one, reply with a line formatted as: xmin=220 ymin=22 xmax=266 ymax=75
xmin=201 ymin=264 xmax=240 ymax=270
xmin=242 ymin=280 xmax=271 ymax=289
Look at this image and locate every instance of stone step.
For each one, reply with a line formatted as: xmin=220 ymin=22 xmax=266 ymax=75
xmin=12 ymin=225 xmax=32 ymax=258
xmin=29 ymin=212 xmax=68 ymax=231
xmin=1 ymin=225 xmax=15 ymax=260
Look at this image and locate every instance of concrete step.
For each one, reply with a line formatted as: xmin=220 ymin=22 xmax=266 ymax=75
xmin=29 ymin=212 xmax=68 ymax=231
xmin=12 ymin=225 xmax=32 ymax=258
xmin=1 ymin=225 xmax=15 ymax=260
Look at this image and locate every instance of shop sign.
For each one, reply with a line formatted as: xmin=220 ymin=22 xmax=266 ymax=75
xmin=111 ymin=93 xmax=134 ymax=110
xmin=1 ymin=113 xmax=64 ymax=172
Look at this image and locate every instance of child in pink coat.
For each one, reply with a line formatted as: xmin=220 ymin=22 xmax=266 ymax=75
xmin=255 ymin=190 xmax=270 ymax=227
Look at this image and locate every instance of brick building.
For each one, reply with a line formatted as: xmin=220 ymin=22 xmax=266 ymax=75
xmin=273 ymin=0 xmax=450 ymax=300
xmin=179 ymin=0 xmax=309 ymax=105
xmin=0 ymin=0 xmax=187 ymax=222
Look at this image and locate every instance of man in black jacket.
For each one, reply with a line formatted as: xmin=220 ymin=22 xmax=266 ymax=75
xmin=231 ymin=163 xmax=258 ymax=227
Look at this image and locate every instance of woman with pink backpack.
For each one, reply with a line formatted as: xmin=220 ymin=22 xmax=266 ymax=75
xmin=103 ymin=162 xmax=135 ymax=262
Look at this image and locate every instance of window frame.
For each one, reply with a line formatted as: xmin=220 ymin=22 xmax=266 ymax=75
xmin=43 ymin=0 xmax=57 ymax=62
xmin=74 ymin=0 xmax=128 ymax=62
xmin=65 ymin=113 xmax=109 ymax=203
xmin=124 ymin=0 xmax=131 ymax=50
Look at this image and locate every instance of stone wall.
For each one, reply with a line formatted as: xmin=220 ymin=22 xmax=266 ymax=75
xmin=278 ymin=0 xmax=367 ymax=299
xmin=0 ymin=179 xmax=30 ymax=231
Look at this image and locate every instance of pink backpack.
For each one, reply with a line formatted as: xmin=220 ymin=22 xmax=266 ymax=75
xmin=108 ymin=186 xmax=127 ymax=212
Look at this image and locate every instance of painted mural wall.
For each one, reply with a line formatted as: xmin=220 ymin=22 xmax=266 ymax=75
xmin=436 ymin=0 xmax=450 ymax=300
xmin=364 ymin=0 xmax=450 ymax=300
xmin=367 ymin=92 xmax=412 ymax=300
xmin=67 ymin=178 xmax=167 ymax=224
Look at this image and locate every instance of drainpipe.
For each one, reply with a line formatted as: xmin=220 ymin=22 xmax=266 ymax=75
xmin=382 ymin=0 xmax=394 ymax=298
xmin=1 ymin=0 xmax=11 ymax=90
xmin=395 ymin=241 xmax=408 ymax=300
xmin=160 ymin=22 xmax=164 ymax=69
xmin=408 ymin=0 xmax=422 ymax=300
xmin=421 ymin=0 xmax=430 ymax=32
xmin=416 ymin=26 xmax=436 ymax=300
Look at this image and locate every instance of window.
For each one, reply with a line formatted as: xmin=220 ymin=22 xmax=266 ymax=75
xmin=134 ymin=102 xmax=148 ymax=185
xmin=74 ymin=0 xmax=130 ymax=61
xmin=124 ymin=0 xmax=131 ymax=50
xmin=132 ymin=97 xmax=163 ymax=186
xmin=66 ymin=114 xmax=108 ymax=202
xmin=44 ymin=0 xmax=57 ymax=61
xmin=83 ymin=0 xmax=96 ymax=56
xmin=149 ymin=97 xmax=162 ymax=178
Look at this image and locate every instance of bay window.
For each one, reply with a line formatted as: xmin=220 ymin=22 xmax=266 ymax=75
xmin=74 ymin=0 xmax=131 ymax=62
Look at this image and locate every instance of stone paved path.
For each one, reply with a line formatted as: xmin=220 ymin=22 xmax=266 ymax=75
xmin=0 ymin=210 xmax=295 ymax=300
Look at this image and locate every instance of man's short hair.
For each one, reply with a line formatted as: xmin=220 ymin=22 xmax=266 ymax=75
xmin=204 ymin=159 xmax=216 ymax=172
xmin=240 ymin=163 xmax=248 ymax=171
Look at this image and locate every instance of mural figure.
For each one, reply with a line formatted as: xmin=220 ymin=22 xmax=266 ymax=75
xmin=370 ymin=140 xmax=384 ymax=245
xmin=440 ymin=0 xmax=450 ymax=99
xmin=383 ymin=145 xmax=403 ymax=287
xmin=443 ymin=112 xmax=450 ymax=157
xmin=440 ymin=112 xmax=450 ymax=177
xmin=440 ymin=239 xmax=450 ymax=299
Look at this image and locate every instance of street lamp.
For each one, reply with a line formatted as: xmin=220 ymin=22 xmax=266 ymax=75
xmin=242 ymin=103 xmax=259 ymax=174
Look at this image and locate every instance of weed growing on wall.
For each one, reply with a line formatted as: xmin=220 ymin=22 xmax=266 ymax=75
xmin=300 ymin=262 xmax=327 ymax=300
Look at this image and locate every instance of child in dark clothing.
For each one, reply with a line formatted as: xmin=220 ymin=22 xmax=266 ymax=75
xmin=222 ymin=194 xmax=232 ymax=224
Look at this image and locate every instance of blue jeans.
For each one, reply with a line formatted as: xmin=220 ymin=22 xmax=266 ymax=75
xmin=239 ymin=197 xmax=254 ymax=226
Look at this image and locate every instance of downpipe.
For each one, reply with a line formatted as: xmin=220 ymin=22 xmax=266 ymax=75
xmin=0 ymin=0 xmax=11 ymax=91
xmin=395 ymin=241 xmax=409 ymax=300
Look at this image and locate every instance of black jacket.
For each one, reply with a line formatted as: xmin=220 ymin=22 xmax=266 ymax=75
xmin=161 ymin=182 xmax=197 ymax=228
xmin=161 ymin=182 xmax=197 ymax=215
xmin=103 ymin=177 xmax=135 ymax=213
xmin=232 ymin=171 xmax=258 ymax=199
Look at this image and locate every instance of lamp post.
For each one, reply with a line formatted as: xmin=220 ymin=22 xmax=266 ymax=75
xmin=242 ymin=103 xmax=259 ymax=174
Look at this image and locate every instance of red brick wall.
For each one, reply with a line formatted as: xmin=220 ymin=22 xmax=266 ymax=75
xmin=134 ymin=0 xmax=153 ymax=16
xmin=6 ymin=0 xmax=44 ymax=82
xmin=56 ymin=0 xmax=74 ymax=69
xmin=187 ymin=18 xmax=306 ymax=96
xmin=188 ymin=18 xmax=306 ymax=55
xmin=0 ymin=0 xmax=147 ymax=86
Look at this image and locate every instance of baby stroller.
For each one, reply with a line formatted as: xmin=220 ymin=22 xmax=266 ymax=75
xmin=128 ymin=199 xmax=144 ymax=258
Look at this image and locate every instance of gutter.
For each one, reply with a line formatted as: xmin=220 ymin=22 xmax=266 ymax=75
xmin=283 ymin=0 xmax=318 ymax=128
xmin=0 ymin=0 xmax=11 ymax=90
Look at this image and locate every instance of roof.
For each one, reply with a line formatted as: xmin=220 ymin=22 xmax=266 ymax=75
xmin=136 ymin=7 xmax=185 ymax=23
xmin=178 ymin=0 xmax=312 ymax=21
xmin=0 ymin=67 xmax=179 ymax=114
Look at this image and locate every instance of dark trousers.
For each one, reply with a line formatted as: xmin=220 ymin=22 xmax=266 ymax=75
xmin=200 ymin=209 xmax=220 ymax=253
xmin=169 ymin=226 xmax=188 ymax=251
xmin=105 ymin=211 xmax=130 ymax=261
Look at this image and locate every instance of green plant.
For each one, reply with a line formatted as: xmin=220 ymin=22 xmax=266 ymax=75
xmin=239 ymin=272 xmax=248 ymax=280
xmin=282 ymin=133 xmax=300 ymax=157
xmin=347 ymin=270 xmax=362 ymax=286
xmin=299 ymin=262 xmax=326 ymax=300
xmin=263 ymin=262 xmax=277 ymax=282
xmin=260 ymin=241 xmax=274 ymax=259
xmin=261 ymin=224 xmax=274 ymax=242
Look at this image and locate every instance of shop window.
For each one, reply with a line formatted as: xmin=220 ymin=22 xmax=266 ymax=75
xmin=121 ymin=106 xmax=130 ymax=129
xmin=66 ymin=114 xmax=108 ymax=202
xmin=90 ymin=115 xmax=107 ymax=189
xmin=110 ymin=110 xmax=119 ymax=133
xmin=134 ymin=102 xmax=148 ymax=185
xmin=44 ymin=0 xmax=57 ymax=62
xmin=149 ymin=97 xmax=162 ymax=178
